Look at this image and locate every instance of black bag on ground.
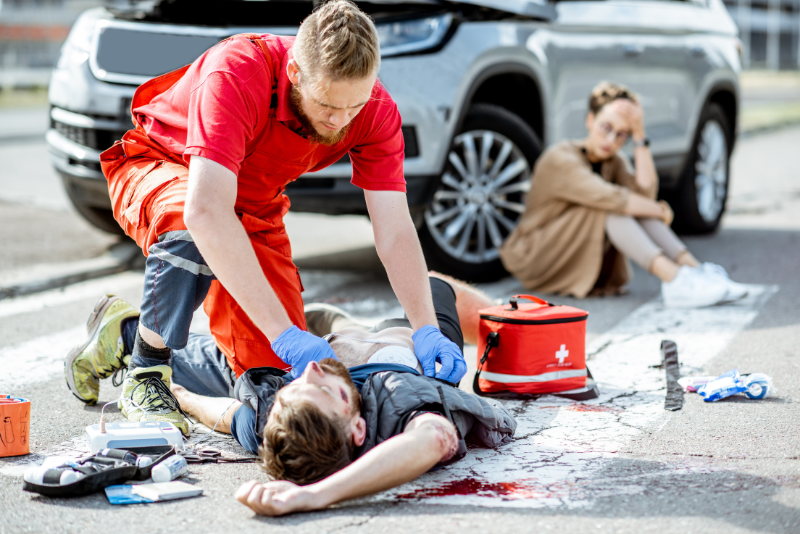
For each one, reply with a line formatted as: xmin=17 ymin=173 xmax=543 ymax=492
xmin=22 ymin=446 xmax=178 ymax=497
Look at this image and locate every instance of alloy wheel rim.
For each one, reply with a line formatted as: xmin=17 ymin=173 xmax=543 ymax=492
xmin=694 ymin=120 xmax=728 ymax=224
xmin=424 ymin=130 xmax=531 ymax=264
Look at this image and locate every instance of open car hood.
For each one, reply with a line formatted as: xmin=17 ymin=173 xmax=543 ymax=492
xmin=366 ymin=0 xmax=554 ymax=19
xmin=104 ymin=0 xmax=555 ymax=21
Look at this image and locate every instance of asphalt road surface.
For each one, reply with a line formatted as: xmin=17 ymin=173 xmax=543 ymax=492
xmin=0 ymin=115 xmax=799 ymax=534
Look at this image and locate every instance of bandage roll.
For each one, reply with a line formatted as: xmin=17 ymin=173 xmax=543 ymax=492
xmin=743 ymin=373 xmax=774 ymax=400
xmin=151 ymin=454 xmax=188 ymax=482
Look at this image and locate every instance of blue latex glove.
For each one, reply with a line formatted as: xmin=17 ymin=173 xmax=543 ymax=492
xmin=412 ymin=325 xmax=467 ymax=383
xmin=271 ymin=325 xmax=337 ymax=378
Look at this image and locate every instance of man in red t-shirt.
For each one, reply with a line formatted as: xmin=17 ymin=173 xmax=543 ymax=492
xmin=64 ymin=0 xmax=466 ymax=435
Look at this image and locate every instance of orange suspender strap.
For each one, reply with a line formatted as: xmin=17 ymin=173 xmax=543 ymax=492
xmin=131 ymin=64 xmax=191 ymax=129
xmin=131 ymin=34 xmax=276 ymax=128
xmin=240 ymin=34 xmax=279 ymax=108
xmin=240 ymin=34 xmax=275 ymax=76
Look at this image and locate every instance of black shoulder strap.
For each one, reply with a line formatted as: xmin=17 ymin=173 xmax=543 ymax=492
xmin=472 ymin=332 xmax=499 ymax=396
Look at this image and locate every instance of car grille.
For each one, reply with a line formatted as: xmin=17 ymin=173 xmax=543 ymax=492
xmin=286 ymin=178 xmax=335 ymax=190
xmin=51 ymin=121 xmax=419 ymax=160
xmin=52 ymin=120 xmax=127 ymax=152
xmin=95 ymin=28 xmax=223 ymax=78
xmin=401 ymin=126 xmax=419 ymax=158
xmin=69 ymin=158 xmax=103 ymax=172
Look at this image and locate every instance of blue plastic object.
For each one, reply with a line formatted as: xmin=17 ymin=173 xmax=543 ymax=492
xmin=697 ymin=369 xmax=747 ymax=402
xmin=105 ymin=485 xmax=153 ymax=505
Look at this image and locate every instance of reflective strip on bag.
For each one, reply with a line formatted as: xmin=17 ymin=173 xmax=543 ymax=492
xmin=480 ymin=368 xmax=587 ymax=384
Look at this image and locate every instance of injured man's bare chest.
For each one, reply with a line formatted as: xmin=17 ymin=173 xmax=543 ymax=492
xmin=324 ymin=326 xmax=421 ymax=371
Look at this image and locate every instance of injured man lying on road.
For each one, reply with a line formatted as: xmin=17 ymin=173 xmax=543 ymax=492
xmin=171 ymin=274 xmax=517 ymax=516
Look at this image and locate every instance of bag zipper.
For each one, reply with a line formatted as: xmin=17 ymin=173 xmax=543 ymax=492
xmin=479 ymin=314 xmax=588 ymax=325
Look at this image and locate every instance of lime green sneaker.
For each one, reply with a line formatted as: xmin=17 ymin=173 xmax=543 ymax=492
xmin=118 ymin=365 xmax=190 ymax=437
xmin=64 ymin=295 xmax=139 ymax=405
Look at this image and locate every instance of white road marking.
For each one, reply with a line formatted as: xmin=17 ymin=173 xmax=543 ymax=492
xmin=375 ymin=285 xmax=778 ymax=508
xmin=0 ymin=326 xmax=85 ymax=392
xmin=0 ymin=272 xmax=143 ymax=319
xmin=654 ymin=413 xmax=672 ymax=434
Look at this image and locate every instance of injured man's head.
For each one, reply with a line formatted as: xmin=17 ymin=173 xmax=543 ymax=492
xmin=261 ymin=359 xmax=366 ymax=485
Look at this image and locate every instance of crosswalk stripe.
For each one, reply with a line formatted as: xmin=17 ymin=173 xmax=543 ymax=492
xmin=374 ymin=284 xmax=778 ymax=508
xmin=0 ymin=326 xmax=84 ymax=392
xmin=0 ymin=272 xmax=143 ymax=320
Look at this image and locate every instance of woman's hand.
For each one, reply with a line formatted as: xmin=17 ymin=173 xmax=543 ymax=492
xmin=235 ymin=480 xmax=322 ymax=517
xmin=610 ymin=98 xmax=645 ymax=141
xmin=624 ymin=194 xmax=673 ymax=223
xmin=658 ymin=200 xmax=674 ymax=226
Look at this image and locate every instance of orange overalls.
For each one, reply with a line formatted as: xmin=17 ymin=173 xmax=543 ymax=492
xmin=100 ymin=37 xmax=309 ymax=376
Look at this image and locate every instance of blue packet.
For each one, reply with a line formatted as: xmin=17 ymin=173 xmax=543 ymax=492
xmin=105 ymin=484 xmax=154 ymax=505
xmin=697 ymin=369 xmax=747 ymax=402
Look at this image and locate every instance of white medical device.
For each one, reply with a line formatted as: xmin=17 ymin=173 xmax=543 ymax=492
xmin=85 ymin=422 xmax=184 ymax=453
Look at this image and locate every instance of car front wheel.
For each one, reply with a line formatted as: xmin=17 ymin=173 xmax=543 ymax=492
xmin=419 ymin=104 xmax=542 ymax=282
xmin=672 ymin=103 xmax=732 ymax=234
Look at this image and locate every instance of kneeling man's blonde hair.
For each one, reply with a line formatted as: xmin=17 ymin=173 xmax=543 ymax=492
xmin=294 ymin=0 xmax=381 ymax=85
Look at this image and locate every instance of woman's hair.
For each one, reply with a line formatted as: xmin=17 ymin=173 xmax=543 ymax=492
xmin=588 ymin=81 xmax=639 ymax=114
xmin=293 ymin=0 xmax=381 ymax=85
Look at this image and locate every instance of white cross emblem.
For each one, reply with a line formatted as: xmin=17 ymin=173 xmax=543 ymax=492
xmin=555 ymin=344 xmax=569 ymax=364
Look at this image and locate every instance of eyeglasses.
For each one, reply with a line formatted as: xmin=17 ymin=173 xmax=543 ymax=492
xmin=597 ymin=122 xmax=630 ymax=143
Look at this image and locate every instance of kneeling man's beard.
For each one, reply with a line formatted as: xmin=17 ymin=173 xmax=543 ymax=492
xmin=290 ymin=84 xmax=351 ymax=146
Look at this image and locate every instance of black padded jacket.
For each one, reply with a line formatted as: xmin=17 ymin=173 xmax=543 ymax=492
xmin=233 ymin=366 xmax=517 ymax=459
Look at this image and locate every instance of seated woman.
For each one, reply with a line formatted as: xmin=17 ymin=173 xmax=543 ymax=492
xmin=500 ymin=81 xmax=746 ymax=308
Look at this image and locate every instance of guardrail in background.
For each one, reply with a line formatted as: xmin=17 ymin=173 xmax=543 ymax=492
xmin=724 ymin=0 xmax=800 ymax=70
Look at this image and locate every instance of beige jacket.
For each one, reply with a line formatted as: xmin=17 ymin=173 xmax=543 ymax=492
xmin=499 ymin=141 xmax=658 ymax=298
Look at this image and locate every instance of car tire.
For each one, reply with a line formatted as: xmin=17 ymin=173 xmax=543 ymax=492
xmin=419 ymin=103 xmax=542 ymax=282
xmin=63 ymin=181 xmax=126 ymax=236
xmin=671 ymin=103 xmax=732 ymax=234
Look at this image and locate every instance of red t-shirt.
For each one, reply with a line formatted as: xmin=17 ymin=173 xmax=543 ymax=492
xmin=134 ymin=34 xmax=406 ymax=192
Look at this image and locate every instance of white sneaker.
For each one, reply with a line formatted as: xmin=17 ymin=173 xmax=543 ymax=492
xmin=700 ymin=262 xmax=748 ymax=302
xmin=662 ymin=266 xmax=729 ymax=308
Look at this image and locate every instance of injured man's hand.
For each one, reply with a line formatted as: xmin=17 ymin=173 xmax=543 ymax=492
xmin=235 ymin=479 xmax=321 ymax=517
xmin=235 ymin=412 xmax=460 ymax=517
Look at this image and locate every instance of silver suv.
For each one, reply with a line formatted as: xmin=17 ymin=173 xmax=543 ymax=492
xmin=48 ymin=0 xmax=741 ymax=281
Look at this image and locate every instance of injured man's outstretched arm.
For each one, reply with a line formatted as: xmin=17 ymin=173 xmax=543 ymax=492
xmin=235 ymin=411 xmax=458 ymax=516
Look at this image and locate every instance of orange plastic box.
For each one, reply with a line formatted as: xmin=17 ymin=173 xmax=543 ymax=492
xmin=0 ymin=395 xmax=30 ymax=457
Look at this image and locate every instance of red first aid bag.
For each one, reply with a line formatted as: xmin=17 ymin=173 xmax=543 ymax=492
xmin=473 ymin=295 xmax=598 ymax=400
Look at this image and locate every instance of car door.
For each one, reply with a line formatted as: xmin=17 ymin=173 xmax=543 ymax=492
xmin=538 ymin=0 xmax=712 ymax=170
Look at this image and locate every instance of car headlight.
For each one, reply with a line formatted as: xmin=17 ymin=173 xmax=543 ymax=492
xmin=56 ymin=9 xmax=104 ymax=69
xmin=376 ymin=13 xmax=454 ymax=58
